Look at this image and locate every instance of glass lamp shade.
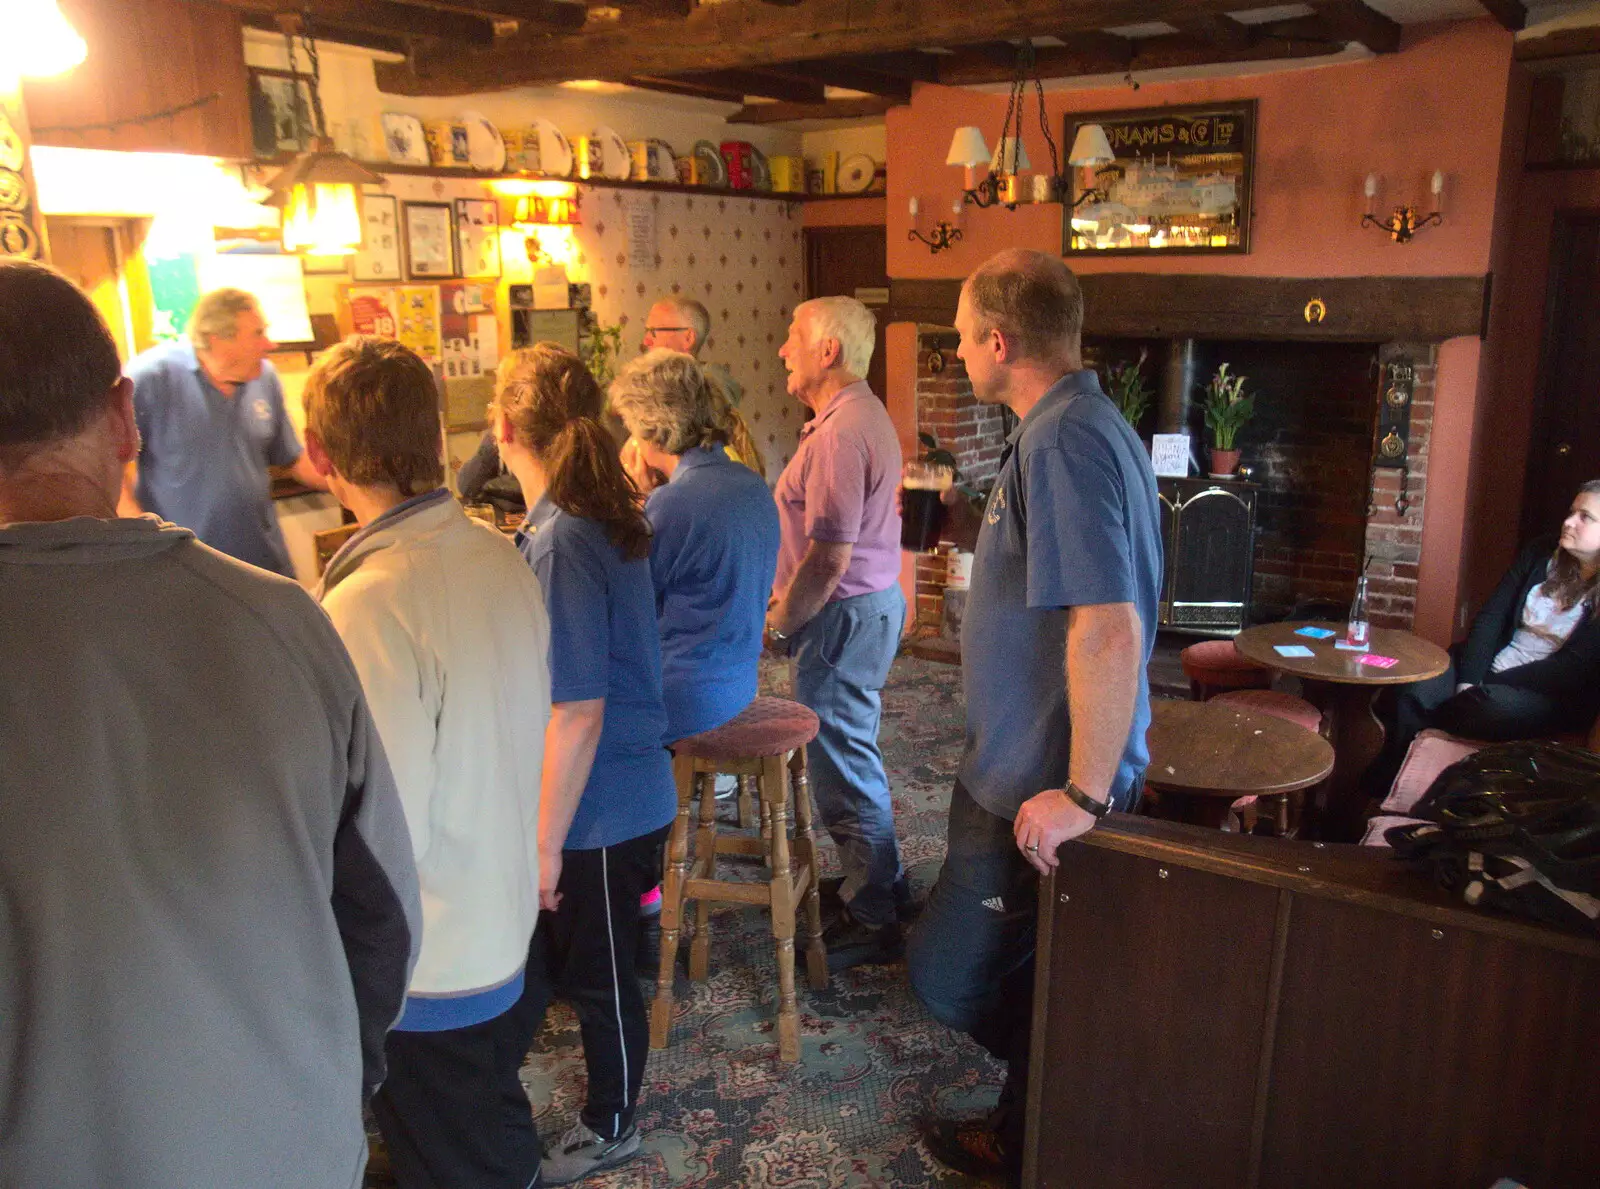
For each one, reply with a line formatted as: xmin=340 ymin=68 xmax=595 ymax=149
xmin=1 ymin=0 xmax=86 ymax=83
xmin=281 ymin=183 xmax=363 ymax=255
xmin=990 ymin=137 xmax=1031 ymax=174
xmin=512 ymin=193 xmax=581 ymax=230
xmin=945 ymin=126 xmax=991 ymax=168
xmin=1068 ymin=123 xmax=1115 ymax=167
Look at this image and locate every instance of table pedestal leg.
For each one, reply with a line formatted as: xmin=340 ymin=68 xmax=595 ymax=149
xmin=1298 ymin=679 xmax=1385 ymax=842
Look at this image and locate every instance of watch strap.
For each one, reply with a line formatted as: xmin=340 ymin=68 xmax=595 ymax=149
xmin=1065 ymin=781 xmax=1111 ymax=819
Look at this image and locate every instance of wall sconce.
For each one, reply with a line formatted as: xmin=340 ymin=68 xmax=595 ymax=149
xmin=1361 ymin=171 xmax=1444 ymax=243
xmin=1067 ymin=123 xmax=1114 ymax=210
xmin=1 ymin=0 xmax=86 ymax=86
xmin=945 ymin=45 xmax=1072 ymax=212
xmin=510 ymin=184 xmax=581 ymax=264
xmin=906 ymin=195 xmax=962 ymax=253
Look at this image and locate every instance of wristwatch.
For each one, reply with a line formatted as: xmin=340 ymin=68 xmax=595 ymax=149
xmin=1064 ymin=781 xmax=1111 ymax=819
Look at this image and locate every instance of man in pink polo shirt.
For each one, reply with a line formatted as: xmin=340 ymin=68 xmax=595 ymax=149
xmin=767 ymin=296 xmax=907 ymax=971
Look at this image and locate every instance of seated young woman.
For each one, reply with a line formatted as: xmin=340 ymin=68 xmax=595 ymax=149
xmin=1366 ymin=480 xmax=1600 ymax=795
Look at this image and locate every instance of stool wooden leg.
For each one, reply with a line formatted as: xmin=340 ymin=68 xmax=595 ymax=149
xmin=652 ymin=757 xmax=696 ymax=1049
xmin=738 ymin=774 xmax=757 ymax=830
xmin=789 ymin=746 xmax=828 ymax=992
xmin=688 ymin=762 xmax=719 ymax=982
xmin=764 ymin=754 xmax=801 ymax=1061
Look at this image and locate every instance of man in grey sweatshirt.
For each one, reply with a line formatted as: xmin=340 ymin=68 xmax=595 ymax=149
xmin=0 ymin=259 xmax=422 ymax=1189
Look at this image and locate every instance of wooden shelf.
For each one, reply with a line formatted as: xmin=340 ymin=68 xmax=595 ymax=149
xmin=335 ymin=162 xmax=810 ymax=201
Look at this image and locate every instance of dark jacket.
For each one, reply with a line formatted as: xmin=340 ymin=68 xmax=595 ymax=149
xmin=1458 ymin=535 xmax=1600 ymax=704
xmin=457 ymin=429 xmax=526 ymax=515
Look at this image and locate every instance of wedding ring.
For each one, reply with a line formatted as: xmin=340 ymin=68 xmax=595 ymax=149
xmin=1026 ymin=843 xmax=1040 ymax=853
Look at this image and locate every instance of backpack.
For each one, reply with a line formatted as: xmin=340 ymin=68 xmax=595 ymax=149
xmin=1385 ymin=741 xmax=1600 ymax=935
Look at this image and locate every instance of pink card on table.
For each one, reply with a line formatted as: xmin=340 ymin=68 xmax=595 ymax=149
xmin=1357 ymin=653 xmax=1399 ymax=668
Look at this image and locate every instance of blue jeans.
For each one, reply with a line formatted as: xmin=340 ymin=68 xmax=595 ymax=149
xmin=791 ymin=585 xmax=906 ymax=928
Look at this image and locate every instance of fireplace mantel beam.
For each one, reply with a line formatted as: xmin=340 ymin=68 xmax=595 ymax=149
xmin=887 ymin=275 xmax=1491 ymax=344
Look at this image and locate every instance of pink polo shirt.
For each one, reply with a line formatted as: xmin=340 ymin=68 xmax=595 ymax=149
xmin=773 ymin=381 xmax=903 ymax=602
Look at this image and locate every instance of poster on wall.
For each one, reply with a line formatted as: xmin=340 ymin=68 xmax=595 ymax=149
xmin=403 ymin=201 xmax=457 ymax=279
xmin=626 ymin=198 xmax=657 ymax=271
xmin=439 ymin=282 xmax=499 ymax=379
xmin=353 ymin=192 xmax=402 ymax=282
xmin=347 ymin=286 xmax=400 ymax=339
xmin=454 ymin=197 xmax=502 ymax=279
xmin=397 ymin=285 xmax=441 ymax=362
xmin=148 ymin=253 xmax=200 ymax=342
xmin=1065 ymin=100 xmax=1255 ymax=256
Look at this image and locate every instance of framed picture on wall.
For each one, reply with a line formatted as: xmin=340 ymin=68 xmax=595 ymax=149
xmin=454 ymin=197 xmax=501 ymax=278
xmin=248 ymin=68 xmax=317 ymax=159
xmin=402 ymin=201 xmax=457 ymax=279
xmin=1064 ymin=100 xmax=1256 ymax=256
xmin=353 ymin=192 xmax=402 ymax=282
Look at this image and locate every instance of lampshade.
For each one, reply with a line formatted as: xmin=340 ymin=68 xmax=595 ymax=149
xmin=513 ymin=192 xmax=581 ymax=229
xmin=946 ymin=126 xmax=991 ymax=168
xmin=990 ymin=137 xmax=1030 ymax=174
xmin=0 ymin=0 xmax=86 ymax=84
xmin=266 ymin=139 xmax=384 ymax=256
xmin=1068 ymin=123 xmax=1115 ymax=167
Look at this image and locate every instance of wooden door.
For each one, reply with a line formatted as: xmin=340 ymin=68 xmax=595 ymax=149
xmin=46 ymin=218 xmax=150 ymax=363
xmin=1524 ymin=211 xmax=1600 ymax=537
xmin=803 ymin=224 xmax=888 ymax=399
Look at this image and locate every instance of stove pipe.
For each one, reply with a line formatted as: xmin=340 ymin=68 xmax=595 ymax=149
xmin=1157 ymin=337 xmax=1198 ymax=435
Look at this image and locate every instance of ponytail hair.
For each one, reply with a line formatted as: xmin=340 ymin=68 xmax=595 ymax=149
xmin=706 ymin=372 xmax=766 ymax=480
xmin=1542 ymin=478 xmax=1600 ymax=612
xmin=495 ymin=343 xmax=653 ymax=560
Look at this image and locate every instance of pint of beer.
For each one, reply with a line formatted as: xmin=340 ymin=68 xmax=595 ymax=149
xmin=901 ymin=461 xmax=954 ymax=552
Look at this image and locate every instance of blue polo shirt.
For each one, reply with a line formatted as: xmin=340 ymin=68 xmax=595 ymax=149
xmin=959 ymin=370 xmax=1163 ymax=820
xmin=645 ymin=446 xmax=780 ymax=742
xmin=127 ymin=339 xmax=301 ymax=576
xmin=516 ymin=496 xmax=676 ymax=850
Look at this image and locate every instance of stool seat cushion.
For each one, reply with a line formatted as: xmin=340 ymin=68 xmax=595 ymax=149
xmin=672 ymin=696 xmax=819 ymax=760
xmin=1211 ymin=689 xmax=1323 ymax=734
xmin=1180 ymin=638 xmax=1271 ymax=680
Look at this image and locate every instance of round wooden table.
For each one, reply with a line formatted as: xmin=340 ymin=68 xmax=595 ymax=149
xmin=1232 ymin=620 xmax=1450 ymax=841
xmin=1144 ymin=699 xmax=1334 ymax=829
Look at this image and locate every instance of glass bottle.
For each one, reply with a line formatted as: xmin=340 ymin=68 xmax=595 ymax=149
xmin=1344 ymin=575 xmax=1371 ymax=651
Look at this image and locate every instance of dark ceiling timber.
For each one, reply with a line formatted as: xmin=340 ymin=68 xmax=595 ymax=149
xmin=1476 ymin=0 xmax=1527 ymax=32
xmin=407 ymin=0 xmax=587 ymax=23
xmin=375 ymin=0 xmax=1282 ymax=96
xmin=671 ymin=68 xmax=825 ymax=104
xmin=726 ymin=97 xmax=898 ymax=125
xmin=203 ymin=0 xmax=499 ymax=45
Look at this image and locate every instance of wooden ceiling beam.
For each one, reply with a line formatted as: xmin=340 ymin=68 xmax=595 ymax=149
xmin=1169 ymin=13 xmax=1253 ymax=50
xmin=1477 ymin=0 xmax=1527 ymax=32
xmin=726 ymin=97 xmax=896 ymax=125
xmin=209 ymin=0 xmax=497 ymax=45
xmin=603 ymin=0 xmax=693 ymax=19
xmin=759 ymin=60 xmax=914 ymax=102
xmin=838 ymin=50 xmax=941 ymax=82
xmin=400 ymin=0 xmax=587 ymax=27
xmin=240 ymin=11 xmax=407 ymax=54
xmin=627 ymin=75 xmax=746 ymax=101
xmin=1514 ymin=23 xmax=1600 ymax=61
xmin=1261 ymin=2 xmax=1401 ymax=53
xmin=376 ymin=0 xmax=1262 ymax=95
xmin=671 ymin=69 xmax=826 ymax=104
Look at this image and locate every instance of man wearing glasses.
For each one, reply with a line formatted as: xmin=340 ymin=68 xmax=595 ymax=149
xmin=642 ymin=297 xmax=743 ymax=408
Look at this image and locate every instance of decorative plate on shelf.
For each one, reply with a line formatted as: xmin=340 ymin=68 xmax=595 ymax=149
xmin=749 ymin=144 xmax=772 ymax=192
xmin=646 ymin=139 xmax=677 ymax=181
xmin=692 ymin=140 xmax=728 ymax=188
xmin=462 ymin=110 xmax=506 ymax=172
xmin=382 ymin=112 xmax=430 ymax=166
xmin=531 ymin=117 xmax=573 ymax=177
xmin=594 ymin=126 xmax=631 ymax=180
xmin=838 ymin=153 xmax=876 ymax=194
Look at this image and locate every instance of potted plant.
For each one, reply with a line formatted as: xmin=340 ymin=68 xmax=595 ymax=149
xmin=579 ymin=315 xmax=625 ymax=390
xmin=1202 ymin=362 xmax=1253 ymax=478
xmin=1104 ymin=348 xmax=1152 ymax=433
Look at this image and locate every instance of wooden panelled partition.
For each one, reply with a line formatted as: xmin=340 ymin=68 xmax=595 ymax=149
xmin=1024 ymin=818 xmax=1600 ymax=1189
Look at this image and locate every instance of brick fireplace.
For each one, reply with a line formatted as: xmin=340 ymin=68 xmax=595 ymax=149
xmin=906 ymin=328 xmax=1438 ymax=638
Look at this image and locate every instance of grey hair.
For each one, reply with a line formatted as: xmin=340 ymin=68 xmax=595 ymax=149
xmin=609 ymin=348 xmax=723 ymax=455
xmin=655 ymin=296 xmax=711 ymax=354
xmin=188 ymin=288 xmax=262 ymax=351
xmin=797 ymin=296 xmax=876 ymax=380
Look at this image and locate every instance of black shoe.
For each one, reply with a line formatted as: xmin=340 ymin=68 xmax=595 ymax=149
xmin=923 ymin=1118 xmax=1012 ymax=1184
xmin=636 ymin=910 xmax=661 ymax=972
xmin=817 ymin=875 xmax=920 ymax=923
xmin=821 ymin=907 xmax=903 ymax=972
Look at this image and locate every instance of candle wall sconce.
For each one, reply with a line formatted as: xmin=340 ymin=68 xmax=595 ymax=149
xmin=1361 ymin=171 xmax=1444 ymax=243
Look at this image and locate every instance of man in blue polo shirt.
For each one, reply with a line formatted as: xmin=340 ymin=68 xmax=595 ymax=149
xmin=907 ymin=249 xmax=1162 ymax=1187
xmin=119 ymin=288 xmax=325 ymax=576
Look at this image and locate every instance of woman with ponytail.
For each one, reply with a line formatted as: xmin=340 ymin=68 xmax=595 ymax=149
xmin=610 ymin=348 xmax=780 ymax=745
xmin=493 ymin=343 xmax=671 ymax=1185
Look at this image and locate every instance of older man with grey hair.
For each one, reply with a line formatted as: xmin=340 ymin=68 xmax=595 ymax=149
xmin=769 ymin=295 xmax=907 ymax=971
xmin=119 ymin=287 xmax=326 ymax=576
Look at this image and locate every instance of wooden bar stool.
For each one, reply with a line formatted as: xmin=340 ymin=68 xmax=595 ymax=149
xmin=1179 ymin=638 xmax=1273 ymax=701
xmin=650 ymin=696 xmax=828 ymax=1062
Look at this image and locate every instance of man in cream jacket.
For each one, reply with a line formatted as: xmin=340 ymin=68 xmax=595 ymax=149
xmin=306 ymin=337 xmax=553 ymax=1188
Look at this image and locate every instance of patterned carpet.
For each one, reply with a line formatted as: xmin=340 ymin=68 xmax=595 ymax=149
xmin=518 ymin=652 xmax=999 ymax=1188
xmin=388 ymin=651 xmax=988 ymax=1189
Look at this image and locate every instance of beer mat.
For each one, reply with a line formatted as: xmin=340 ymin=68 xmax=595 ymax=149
xmin=1357 ymin=654 xmax=1399 ymax=668
xmin=1274 ymin=645 xmax=1315 ymax=658
xmin=1295 ymin=626 xmax=1336 ymax=639
xmin=1334 ymin=640 xmax=1370 ymax=651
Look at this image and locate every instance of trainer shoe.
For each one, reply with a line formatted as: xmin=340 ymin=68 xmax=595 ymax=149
xmin=817 ymin=875 xmax=920 ymax=923
xmin=922 ymin=1118 xmax=1013 ymax=1185
xmin=821 ymin=907 xmax=903 ymax=972
xmin=541 ymin=1121 xmax=641 ymax=1185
